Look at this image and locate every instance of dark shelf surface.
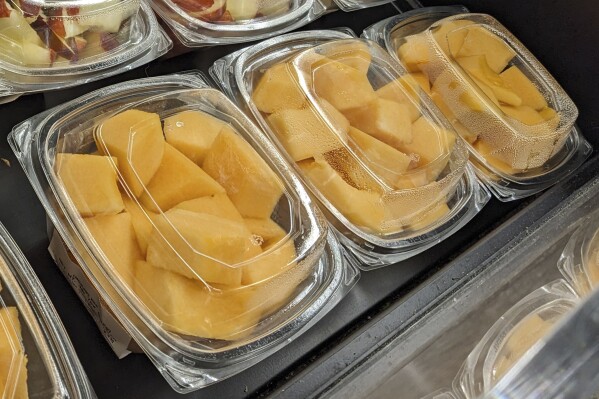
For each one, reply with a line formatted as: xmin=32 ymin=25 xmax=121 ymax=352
xmin=0 ymin=1 xmax=596 ymax=398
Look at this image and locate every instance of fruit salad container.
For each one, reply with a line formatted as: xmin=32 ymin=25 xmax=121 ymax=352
xmin=0 ymin=0 xmax=171 ymax=98
xmin=455 ymin=279 xmax=578 ymax=398
xmin=332 ymin=0 xmax=395 ymax=12
xmin=363 ymin=6 xmax=592 ymax=201
xmin=0 ymin=223 xmax=95 ymax=398
xmin=8 ymin=72 xmax=357 ymax=393
xmin=558 ymin=209 xmax=599 ymax=298
xmin=211 ymin=30 xmax=490 ymax=269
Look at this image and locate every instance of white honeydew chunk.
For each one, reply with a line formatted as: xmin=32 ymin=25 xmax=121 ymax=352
xmin=258 ymin=0 xmax=290 ymax=16
xmin=22 ymin=42 xmax=53 ymax=65
xmin=226 ymin=0 xmax=259 ymax=20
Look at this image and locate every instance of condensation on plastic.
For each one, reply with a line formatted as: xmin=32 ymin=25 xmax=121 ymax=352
xmin=455 ymin=279 xmax=578 ymax=399
xmin=210 ymin=30 xmax=490 ymax=269
xmin=0 ymin=223 xmax=95 ymax=398
xmin=0 ymin=0 xmax=172 ymax=97
xmin=362 ymin=6 xmax=592 ymax=201
xmin=332 ymin=0 xmax=395 ymax=12
xmin=8 ymin=72 xmax=357 ymax=393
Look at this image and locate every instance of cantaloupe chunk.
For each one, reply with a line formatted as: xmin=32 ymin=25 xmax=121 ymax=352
xmin=500 ymin=66 xmax=548 ymax=110
xmin=252 ymin=63 xmax=307 ymax=114
xmin=409 ymin=202 xmax=450 ymax=231
xmin=344 ymin=98 xmax=413 ymax=148
xmin=299 ymin=159 xmax=386 ymax=232
xmin=164 ymin=110 xmax=226 ymax=165
xmin=146 ymin=209 xmax=258 ymax=286
xmin=173 ymin=194 xmax=244 ymax=223
xmin=410 ymin=72 xmax=432 ymax=95
xmin=267 ymin=107 xmax=347 ymax=162
xmin=397 ymin=34 xmax=430 ymax=72
xmin=539 ymin=107 xmax=560 ymax=130
xmin=319 ymin=99 xmax=351 ymax=133
xmin=139 ymin=143 xmax=225 ymax=213
xmin=242 ymin=238 xmax=297 ymax=285
xmin=84 ymin=212 xmax=143 ymax=288
xmin=0 ymin=307 xmax=27 ymax=399
xmin=122 ymin=196 xmax=157 ymax=257
xmin=202 ymin=127 xmax=284 ymax=219
xmin=500 ymin=104 xmax=545 ymax=126
xmin=56 ymin=154 xmax=124 ymax=217
xmin=473 ymin=139 xmax=518 ymax=174
xmin=432 ymin=19 xmax=475 ymax=56
xmin=95 ymin=110 xmax=165 ymax=198
xmin=376 ymin=78 xmax=421 ymax=122
xmin=326 ymin=40 xmax=372 ymax=74
xmin=456 ymin=26 xmax=516 ymax=73
xmin=322 ymin=148 xmax=383 ymax=193
xmin=134 ymin=261 xmax=261 ymax=340
xmin=244 ymin=218 xmax=288 ymax=247
xmin=348 ymin=127 xmax=412 ymax=186
xmin=313 ymin=59 xmax=377 ymax=111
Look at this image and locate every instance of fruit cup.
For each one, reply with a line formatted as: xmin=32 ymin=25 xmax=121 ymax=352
xmin=0 ymin=0 xmax=171 ymax=98
xmin=455 ymin=279 xmax=578 ymax=399
xmin=211 ymin=31 xmax=489 ymax=268
xmin=363 ymin=6 xmax=592 ymax=200
xmin=0 ymin=223 xmax=95 ymax=398
xmin=9 ymin=72 xmax=357 ymax=392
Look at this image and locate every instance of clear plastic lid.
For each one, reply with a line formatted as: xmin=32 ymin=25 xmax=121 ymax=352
xmin=210 ymin=31 xmax=490 ymax=268
xmin=363 ymin=7 xmax=591 ymax=201
xmin=9 ymin=73 xmax=355 ymax=392
xmin=150 ymin=0 xmax=329 ymax=46
xmin=0 ymin=0 xmax=171 ymax=96
xmin=332 ymin=0 xmax=395 ymax=12
xmin=0 ymin=223 xmax=94 ymax=398
xmin=455 ymin=279 xmax=578 ymax=398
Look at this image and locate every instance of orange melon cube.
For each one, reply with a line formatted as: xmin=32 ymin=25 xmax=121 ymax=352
xmin=432 ymin=19 xmax=475 ymax=56
xmin=456 ymin=26 xmax=516 ymax=73
xmin=0 ymin=307 xmax=27 ymax=399
xmin=500 ymin=104 xmax=546 ymax=126
xmin=376 ymin=78 xmax=421 ymax=122
xmin=397 ymin=34 xmax=431 ymax=72
xmin=122 ymin=196 xmax=157 ymax=257
xmin=500 ymin=66 xmax=548 ymax=111
xmin=252 ymin=62 xmax=307 ymax=114
xmin=326 ymin=40 xmax=372 ymax=74
xmin=173 ymin=194 xmax=244 ymax=223
xmin=241 ymin=238 xmax=297 ymax=285
xmin=244 ymin=218 xmax=288 ymax=247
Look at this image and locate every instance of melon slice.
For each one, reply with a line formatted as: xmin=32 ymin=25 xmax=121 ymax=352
xmin=122 ymin=196 xmax=157 ymax=257
xmin=139 ymin=143 xmax=225 ymax=213
xmin=0 ymin=307 xmax=28 ymax=399
xmin=84 ymin=212 xmax=143 ymax=288
xmin=473 ymin=139 xmax=518 ymax=175
xmin=397 ymin=34 xmax=430 ymax=72
xmin=500 ymin=66 xmax=548 ymax=110
xmin=164 ymin=110 xmax=226 ymax=165
xmin=145 ymin=209 xmax=258 ymax=286
xmin=376 ymin=77 xmax=421 ymax=122
xmin=456 ymin=26 xmax=516 ymax=73
xmin=202 ymin=127 xmax=284 ymax=219
xmin=56 ymin=153 xmax=124 ymax=217
xmin=95 ymin=110 xmax=165 ymax=198
xmin=313 ymin=59 xmax=377 ymax=112
xmin=500 ymin=104 xmax=545 ymax=126
xmin=432 ymin=19 xmax=475 ymax=56
xmin=242 ymin=238 xmax=297 ymax=285
xmin=134 ymin=261 xmax=261 ymax=340
xmin=244 ymin=218 xmax=288 ymax=247
xmin=173 ymin=194 xmax=244 ymax=223
xmin=252 ymin=62 xmax=307 ymax=114
xmin=327 ymin=40 xmax=372 ymax=74
xmin=409 ymin=202 xmax=450 ymax=231
xmin=343 ymin=98 xmax=413 ymax=148
xmin=323 ymin=148 xmax=383 ymax=193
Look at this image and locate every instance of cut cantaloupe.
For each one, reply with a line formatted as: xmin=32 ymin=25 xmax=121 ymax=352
xmin=145 ymin=209 xmax=259 ymax=286
xmin=432 ymin=19 xmax=476 ymax=56
xmin=500 ymin=66 xmax=548 ymax=111
xmin=0 ymin=307 xmax=28 ymax=399
xmin=173 ymin=194 xmax=244 ymax=223
xmin=326 ymin=40 xmax=372 ymax=74
xmin=84 ymin=212 xmax=143 ymax=288
xmin=242 ymin=238 xmax=297 ymax=285
xmin=244 ymin=218 xmax=288 ymax=247
xmin=122 ymin=196 xmax=157 ymax=257
xmin=56 ymin=153 xmax=124 ymax=217
xmin=252 ymin=62 xmax=307 ymax=114
xmin=202 ymin=127 xmax=284 ymax=219
xmin=322 ymin=148 xmax=383 ymax=193
xmin=456 ymin=26 xmax=516 ymax=73
xmin=95 ymin=109 xmax=165 ymax=198
xmin=313 ymin=59 xmax=377 ymax=111
xmin=409 ymin=202 xmax=450 ymax=231
xmin=344 ymin=98 xmax=413 ymax=148
xmin=139 ymin=143 xmax=225 ymax=213
xmin=500 ymin=104 xmax=546 ymax=126
xmin=163 ymin=110 xmax=226 ymax=165
xmin=376 ymin=78 xmax=421 ymax=122
xmin=473 ymin=139 xmax=518 ymax=175
xmin=397 ymin=34 xmax=430 ymax=73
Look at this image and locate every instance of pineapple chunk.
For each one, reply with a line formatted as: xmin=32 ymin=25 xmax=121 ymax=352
xmin=252 ymin=63 xmax=307 ymax=114
xmin=344 ymin=98 xmax=413 ymax=148
xmin=397 ymin=34 xmax=430 ymax=72
xmin=203 ymin=127 xmax=284 ymax=219
xmin=139 ymin=143 xmax=225 ymax=213
xmin=500 ymin=66 xmax=548 ymax=110
xmin=0 ymin=307 xmax=28 ymax=399
xmin=122 ymin=196 xmax=157 ymax=257
xmin=56 ymin=154 xmax=124 ymax=217
xmin=456 ymin=26 xmax=516 ymax=73
xmin=95 ymin=110 xmax=165 ymax=198
xmin=164 ymin=110 xmax=227 ymax=165
xmin=432 ymin=19 xmax=475 ymax=56
xmin=173 ymin=194 xmax=244 ymax=223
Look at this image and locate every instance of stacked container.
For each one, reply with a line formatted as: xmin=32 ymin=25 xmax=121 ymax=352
xmin=9 ymin=72 xmax=357 ymax=392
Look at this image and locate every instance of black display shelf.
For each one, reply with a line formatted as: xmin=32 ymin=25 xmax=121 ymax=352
xmin=0 ymin=1 xmax=596 ymax=398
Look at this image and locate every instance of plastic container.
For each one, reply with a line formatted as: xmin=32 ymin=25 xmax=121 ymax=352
xmin=333 ymin=0 xmax=395 ymax=12
xmin=0 ymin=0 xmax=171 ymax=98
xmin=558 ymin=209 xmax=599 ymax=298
xmin=8 ymin=72 xmax=357 ymax=393
xmin=210 ymin=30 xmax=489 ymax=269
xmin=455 ymin=279 xmax=578 ymax=398
xmin=0 ymin=223 xmax=95 ymax=398
xmin=363 ymin=6 xmax=592 ymax=201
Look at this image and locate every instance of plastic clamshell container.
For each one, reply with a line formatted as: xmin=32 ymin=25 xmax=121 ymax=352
xmin=150 ymin=0 xmax=331 ymax=46
xmin=363 ymin=6 xmax=592 ymax=201
xmin=0 ymin=0 xmax=171 ymax=97
xmin=332 ymin=0 xmax=395 ymax=12
xmin=455 ymin=279 xmax=578 ymax=398
xmin=0 ymin=223 xmax=95 ymax=398
xmin=210 ymin=30 xmax=489 ymax=269
xmin=8 ymin=72 xmax=357 ymax=393
xmin=559 ymin=209 xmax=599 ymax=297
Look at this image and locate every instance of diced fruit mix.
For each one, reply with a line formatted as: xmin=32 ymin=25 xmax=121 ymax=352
xmin=0 ymin=0 xmax=137 ymax=67
xmin=396 ymin=18 xmax=562 ymax=171
xmin=253 ymin=40 xmax=458 ymax=235
xmin=55 ymin=109 xmax=305 ymax=340
xmin=171 ymin=0 xmax=291 ymax=23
